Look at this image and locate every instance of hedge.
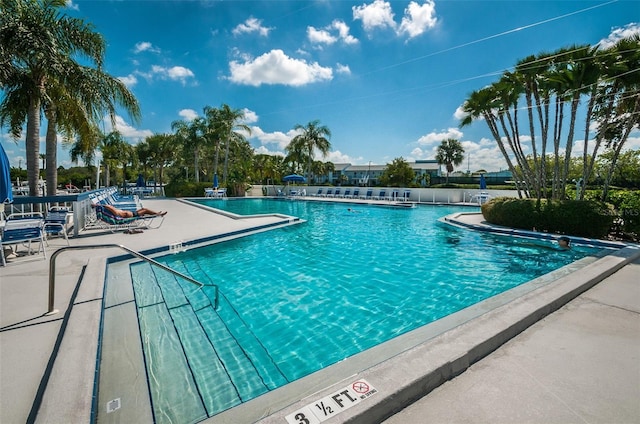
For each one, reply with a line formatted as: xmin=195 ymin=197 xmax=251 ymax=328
xmin=481 ymin=197 xmax=614 ymax=238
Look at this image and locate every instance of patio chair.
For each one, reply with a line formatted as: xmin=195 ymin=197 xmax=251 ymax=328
xmin=1 ymin=213 xmax=46 ymax=266
xmin=340 ymin=188 xmax=351 ymax=198
xmin=349 ymin=188 xmax=360 ymax=199
xmin=92 ymin=205 xmax=164 ymax=232
xmin=331 ymin=188 xmax=341 ymax=198
xmin=360 ymin=189 xmax=373 ymax=200
xmin=322 ymin=188 xmax=333 ymax=198
xmin=374 ymin=189 xmax=386 ymax=200
xmin=389 ymin=189 xmax=400 ymax=201
xmin=401 ymin=190 xmax=411 ymax=202
xmin=44 ymin=208 xmax=71 ymax=245
xmin=312 ymin=188 xmax=324 ymax=197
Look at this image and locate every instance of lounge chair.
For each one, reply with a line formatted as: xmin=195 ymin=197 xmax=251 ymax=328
xmin=44 ymin=208 xmax=71 ymax=245
xmin=340 ymin=189 xmax=351 ymax=198
xmin=374 ymin=190 xmax=386 ymax=200
xmin=331 ymin=188 xmax=341 ymax=198
xmin=1 ymin=213 xmax=46 ymax=266
xmin=389 ymin=190 xmax=400 ymax=201
xmin=401 ymin=190 xmax=411 ymax=202
xmin=323 ymin=188 xmax=333 ymax=198
xmin=349 ymin=189 xmax=360 ymax=199
xmin=91 ymin=205 xmax=164 ymax=232
xmin=312 ymin=188 xmax=324 ymax=197
xmin=360 ymin=189 xmax=373 ymax=200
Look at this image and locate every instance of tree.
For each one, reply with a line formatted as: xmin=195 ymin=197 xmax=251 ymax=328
xmin=435 ymin=138 xmax=464 ymax=183
xmin=215 ymin=104 xmax=250 ymax=185
xmin=0 ymin=0 xmax=140 ymax=196
xmin=289 ymin=119 xmax=331 ymax=181
xmin=380 ymin=157 xmax=415 ymax=187
xmin=145 ymin=134 xmax=175 ymax=189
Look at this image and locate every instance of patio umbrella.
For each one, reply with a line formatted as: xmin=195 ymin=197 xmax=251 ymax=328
xmin=136 ymin=173 xmax=145 ymax=187
xmin=0 ymin=143 xmax=13 ymax=204
xmin=479 ymin=173 xmax=487 ymax=190
xmin=213 ymin=173 xmax=219 ymax=189
xmin=283 ymin=174 xmax=306 ymax=183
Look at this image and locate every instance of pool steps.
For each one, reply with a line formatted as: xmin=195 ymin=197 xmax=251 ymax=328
xmin=130 ymin=261 xmax=288 ymax=421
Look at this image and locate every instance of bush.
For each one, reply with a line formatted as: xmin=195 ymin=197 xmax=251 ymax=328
xmin=164 ymin=181 xmax=211 ymax=197
xmin=481 ymin=197 xmax=614 ymax=238
xmin=608 ymin=190 xmax=640 ymax=237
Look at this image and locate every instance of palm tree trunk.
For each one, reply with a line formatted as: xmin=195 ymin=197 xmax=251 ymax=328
xmin=26 ymin=97 xmax=42 ymax=197
xmin=45 ymin=105 xmax=58 ymax=197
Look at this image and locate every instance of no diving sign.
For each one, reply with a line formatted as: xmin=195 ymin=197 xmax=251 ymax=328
xmin=285 ymin=379 xmax=378 ymax=424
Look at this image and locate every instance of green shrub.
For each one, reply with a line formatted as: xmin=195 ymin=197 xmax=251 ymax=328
xmin=609 ymin=190 xmax=640 ymax=237
xmin=164 ymin=181 xmax=211 ymax=197
xmin=481 ymin=197 xmax=614 ymax=238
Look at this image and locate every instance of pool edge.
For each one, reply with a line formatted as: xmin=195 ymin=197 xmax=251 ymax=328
xmin=251 ymin=245 xmax=640 ymax=424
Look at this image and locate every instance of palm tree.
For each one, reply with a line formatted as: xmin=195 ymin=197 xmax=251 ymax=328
xmin=146 ymin=134 xmax=176 ymax=190
xmin=0 ymin=0 xmax=140 ymax=196
xmin=215 ymin=104 xmax=250 ymax=185
xmin=435 ymin=138 xmax=465 ymax=183
xmin=289 ymin=119 xmax=331 ymax=181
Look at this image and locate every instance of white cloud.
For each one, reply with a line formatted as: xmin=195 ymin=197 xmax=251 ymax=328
xmin=118 ymin=74 xmax=138 ymax=87
xmin=249 ymin=126 xmax=299 ymax=150
xmin=336 ymin=63 xmax=351 ymax=75
xmin=308 ymin=20 xmax=358 ymax=46
xmin=327 ymin=150 xmax=360 ymax=164
xmin=308 ymin=26 xmax=337 ymax=45
xmin=104 ymin=116 xmax=153 ymax=141
xmin=353 ymin=0 xmax=396 ymax=33
xmin=598 ymin=23 xmax=640 ymax=49
xmin=149 ymin=65 xmax=196 ymax=85
xmin=228 ymin=49 xmax=333 ymax=87
xmin=134 ymin=41 xmax=161 ymax=54
xmin=253 ymin=145 xmax=285 ymax=156
xmin=416 ymin=128 xmax=464 ymax=146
xmin=232 ymin=17 xmax=272 ymax=37
xmin=398 ymin=0 xmax=437 ymax=39
xmin=178 ymin=109 xmax=198 ymax=121
xmin=242 ymin=108 xmax=259 ymax=124
xmin=65 ymin=0 xmax=79 ymax=11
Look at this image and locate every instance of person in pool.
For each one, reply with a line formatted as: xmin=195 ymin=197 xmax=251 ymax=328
xmin=96 ymin=203 xmax=167 ymax=218
xmin=557 ymin=236 xmax=571 ymax=250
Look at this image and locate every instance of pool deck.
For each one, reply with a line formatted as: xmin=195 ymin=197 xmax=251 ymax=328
xmin=1 ymin=198 xmax=638 ymax=423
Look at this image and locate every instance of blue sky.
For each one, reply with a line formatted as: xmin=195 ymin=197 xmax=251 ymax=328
xmin=2 ymin=0 xmax=639 ymax=173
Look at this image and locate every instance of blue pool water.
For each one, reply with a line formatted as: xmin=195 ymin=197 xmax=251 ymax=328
xmin=129 ymin=199 xmax=605 ymax=422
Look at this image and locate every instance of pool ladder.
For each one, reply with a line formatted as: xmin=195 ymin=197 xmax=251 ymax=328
xmin=46 ymin=244 xmax=218 ymax=315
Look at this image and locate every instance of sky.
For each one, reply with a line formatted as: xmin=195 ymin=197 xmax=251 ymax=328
xmin=1 ymin=0 xmax=639 ymax=174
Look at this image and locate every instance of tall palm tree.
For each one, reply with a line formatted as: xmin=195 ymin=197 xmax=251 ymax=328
xmin=215 ymin=104 xmax=250 ymax=184
xmin=289 ymin=119 xmax=331 ymax=181
xmin=435 ymin=138 xmax=464 ymax=183
xmin=172 ymin=116 xmax=206 ymax=183
xmin=146 ymin=133 xmax=175 ymax=190
xmin=0 ymin=0 xmax=140 ymax=196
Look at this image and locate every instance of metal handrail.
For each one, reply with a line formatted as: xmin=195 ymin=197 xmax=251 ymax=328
xmin=47 ymin=244 xmax=218 ymax=315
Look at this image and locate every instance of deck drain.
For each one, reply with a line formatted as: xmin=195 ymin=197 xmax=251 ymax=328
xmin=106 ymin=398 xmax=121 ymax=413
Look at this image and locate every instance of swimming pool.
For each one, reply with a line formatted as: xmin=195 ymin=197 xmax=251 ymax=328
xmin=125 ymin=199 xmax=607 ymax=422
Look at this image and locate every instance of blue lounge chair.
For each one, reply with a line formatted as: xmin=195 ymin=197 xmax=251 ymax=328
xmin=331 ymin=188 xmax=341 ymax=198
xmin=91 ymin=205 xmax=164 ymax=232
xmin=1 ymin=213 xmax=46 ymax=266
xmin=350 ymin=189 xmax=360 ymax=199
xmin=361 ymin=189 xmax=373 ymax=200
xmin=374 ymin=190 xmax=386 ymax=200
xmin=44 ymin=208 xmax=71 ymax=245
xmin=323 ymin=188 xmax=333 ymax=198
xmin=340 ymin=189 xmax=351 ymax=198
xmin=313 ymin=188 xmax=324 ymax=197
